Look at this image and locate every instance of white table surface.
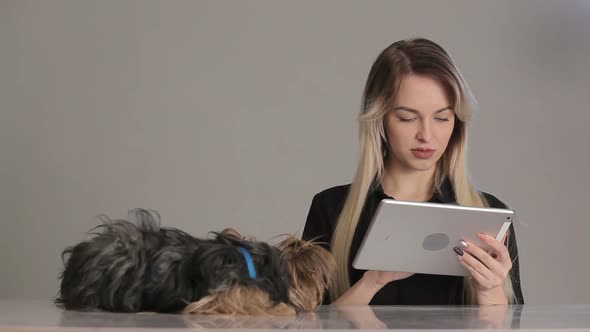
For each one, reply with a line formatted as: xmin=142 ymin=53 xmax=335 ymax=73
xmin=1 ymin=300 xmax=590 ymax=331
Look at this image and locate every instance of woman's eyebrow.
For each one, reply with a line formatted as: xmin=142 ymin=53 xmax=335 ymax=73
xmin=393 ymin=106 xmax=453 ymax=114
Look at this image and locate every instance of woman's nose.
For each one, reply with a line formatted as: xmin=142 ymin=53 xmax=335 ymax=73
xmin=416 ymin=120 xmax=432 ymax=142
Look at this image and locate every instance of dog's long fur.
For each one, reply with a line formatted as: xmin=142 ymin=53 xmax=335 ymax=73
xmin=278 ymin=236 xmax=336 ymax=312
xmin=56 ymin=209 xmax=335 ymax=315
xmin=183 ymin=286 xmax=296 ymax=316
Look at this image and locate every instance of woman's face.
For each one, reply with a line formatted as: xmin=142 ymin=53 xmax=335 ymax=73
xmin=384 ymin=74 xmax=456 ymax=172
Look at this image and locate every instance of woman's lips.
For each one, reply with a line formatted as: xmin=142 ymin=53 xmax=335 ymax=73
xmin=411 ymin=148 xmax=435 ymax=159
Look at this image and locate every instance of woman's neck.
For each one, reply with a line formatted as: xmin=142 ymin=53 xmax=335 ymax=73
xmin=382 ymin=160 xmax=436 ymax=202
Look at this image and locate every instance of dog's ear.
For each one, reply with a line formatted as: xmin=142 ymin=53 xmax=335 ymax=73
xmin=276 ymin=236 xmax=336 ymax=312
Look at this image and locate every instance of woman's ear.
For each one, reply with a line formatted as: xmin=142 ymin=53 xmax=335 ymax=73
xmin=381 ymin=137 xmax=389 ymax=158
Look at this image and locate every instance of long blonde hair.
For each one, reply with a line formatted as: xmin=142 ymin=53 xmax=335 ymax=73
xmin=330 ymin=38 xmax=515 ymax=304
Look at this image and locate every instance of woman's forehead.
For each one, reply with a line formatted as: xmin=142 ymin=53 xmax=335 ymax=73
xmin=393 ymin=75 xmax=453 ymax=113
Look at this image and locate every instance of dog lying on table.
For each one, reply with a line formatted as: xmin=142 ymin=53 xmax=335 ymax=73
xmin=56 ymin=209 xmax=335 ymax=315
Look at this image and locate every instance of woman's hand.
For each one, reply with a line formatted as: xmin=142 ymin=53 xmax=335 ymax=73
xmin=363 ymin=270 xmax=414 ymax=288
xmin=454 ymin=233 xmax=512 ymax=304
xmin=332 ymin=270 xmax=414 ymax=305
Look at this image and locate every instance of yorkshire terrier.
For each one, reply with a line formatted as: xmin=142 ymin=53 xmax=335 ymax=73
xmin=55 ymin=209 xmax=335 ymax=315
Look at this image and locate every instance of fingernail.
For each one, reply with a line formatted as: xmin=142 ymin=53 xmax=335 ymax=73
xmin=453 ymin=247 xmax=464 ymax=256
xmin=459 ymin=240 xmax=468 ymax=249
xmin=457 ymin=255 xmax=463 ymax=262
xmin=477 ymin=233 xmax=487 ymax=240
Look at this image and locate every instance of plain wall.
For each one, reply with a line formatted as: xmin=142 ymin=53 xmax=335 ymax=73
xmin=1 ymin=0 xmax=589 ymax=304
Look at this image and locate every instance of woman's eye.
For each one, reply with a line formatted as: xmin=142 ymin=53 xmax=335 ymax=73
xmin=435 ymin=118 xmax=450 ymax=122
xmin=399 ymin=118 xmax=416 ymax=122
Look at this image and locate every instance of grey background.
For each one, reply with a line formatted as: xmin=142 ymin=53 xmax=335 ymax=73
xmin=1 ymin=0 xmax=589 ymax=304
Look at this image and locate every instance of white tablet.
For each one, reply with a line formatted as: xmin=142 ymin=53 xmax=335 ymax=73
xmin=352 ymin=199 xmax=514 ymax=276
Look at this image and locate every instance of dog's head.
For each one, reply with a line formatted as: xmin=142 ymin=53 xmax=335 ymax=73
xmin=276 ymin=236 xmax=336 ymax=311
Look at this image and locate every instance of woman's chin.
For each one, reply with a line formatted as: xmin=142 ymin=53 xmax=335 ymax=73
xmin=408 ymin=159 xmax=438 ymax=172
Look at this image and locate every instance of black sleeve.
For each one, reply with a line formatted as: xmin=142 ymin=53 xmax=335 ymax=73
xmin=302 ymin=193 xmax=334 ymax=304
xmin=482 ymin=193 xmax=525 ymax=304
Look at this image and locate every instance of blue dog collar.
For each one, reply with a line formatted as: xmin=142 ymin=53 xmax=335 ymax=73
xmin=238 ymin=247 xmax=257 ymax=279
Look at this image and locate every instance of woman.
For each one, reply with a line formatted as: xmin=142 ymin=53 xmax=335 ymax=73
xmin=302 ymin=38 xmax=524 ymax=305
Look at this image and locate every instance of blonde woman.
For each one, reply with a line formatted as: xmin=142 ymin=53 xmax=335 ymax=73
xmin=303 ymin=38 xmax=524 ymax=305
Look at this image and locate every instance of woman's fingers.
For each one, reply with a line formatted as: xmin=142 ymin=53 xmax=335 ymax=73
xmin=457 ymin=255 xmax=489 ymax=286
xmin=456 ymin=247 xmax=495 ymax=283
xmin=460 ymin=239 xmax=505 ymax=274
xmin=477 ymin=233 xmax=512 ymax=268
xmin=454 ymin=233 xmax=513 ymax=289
